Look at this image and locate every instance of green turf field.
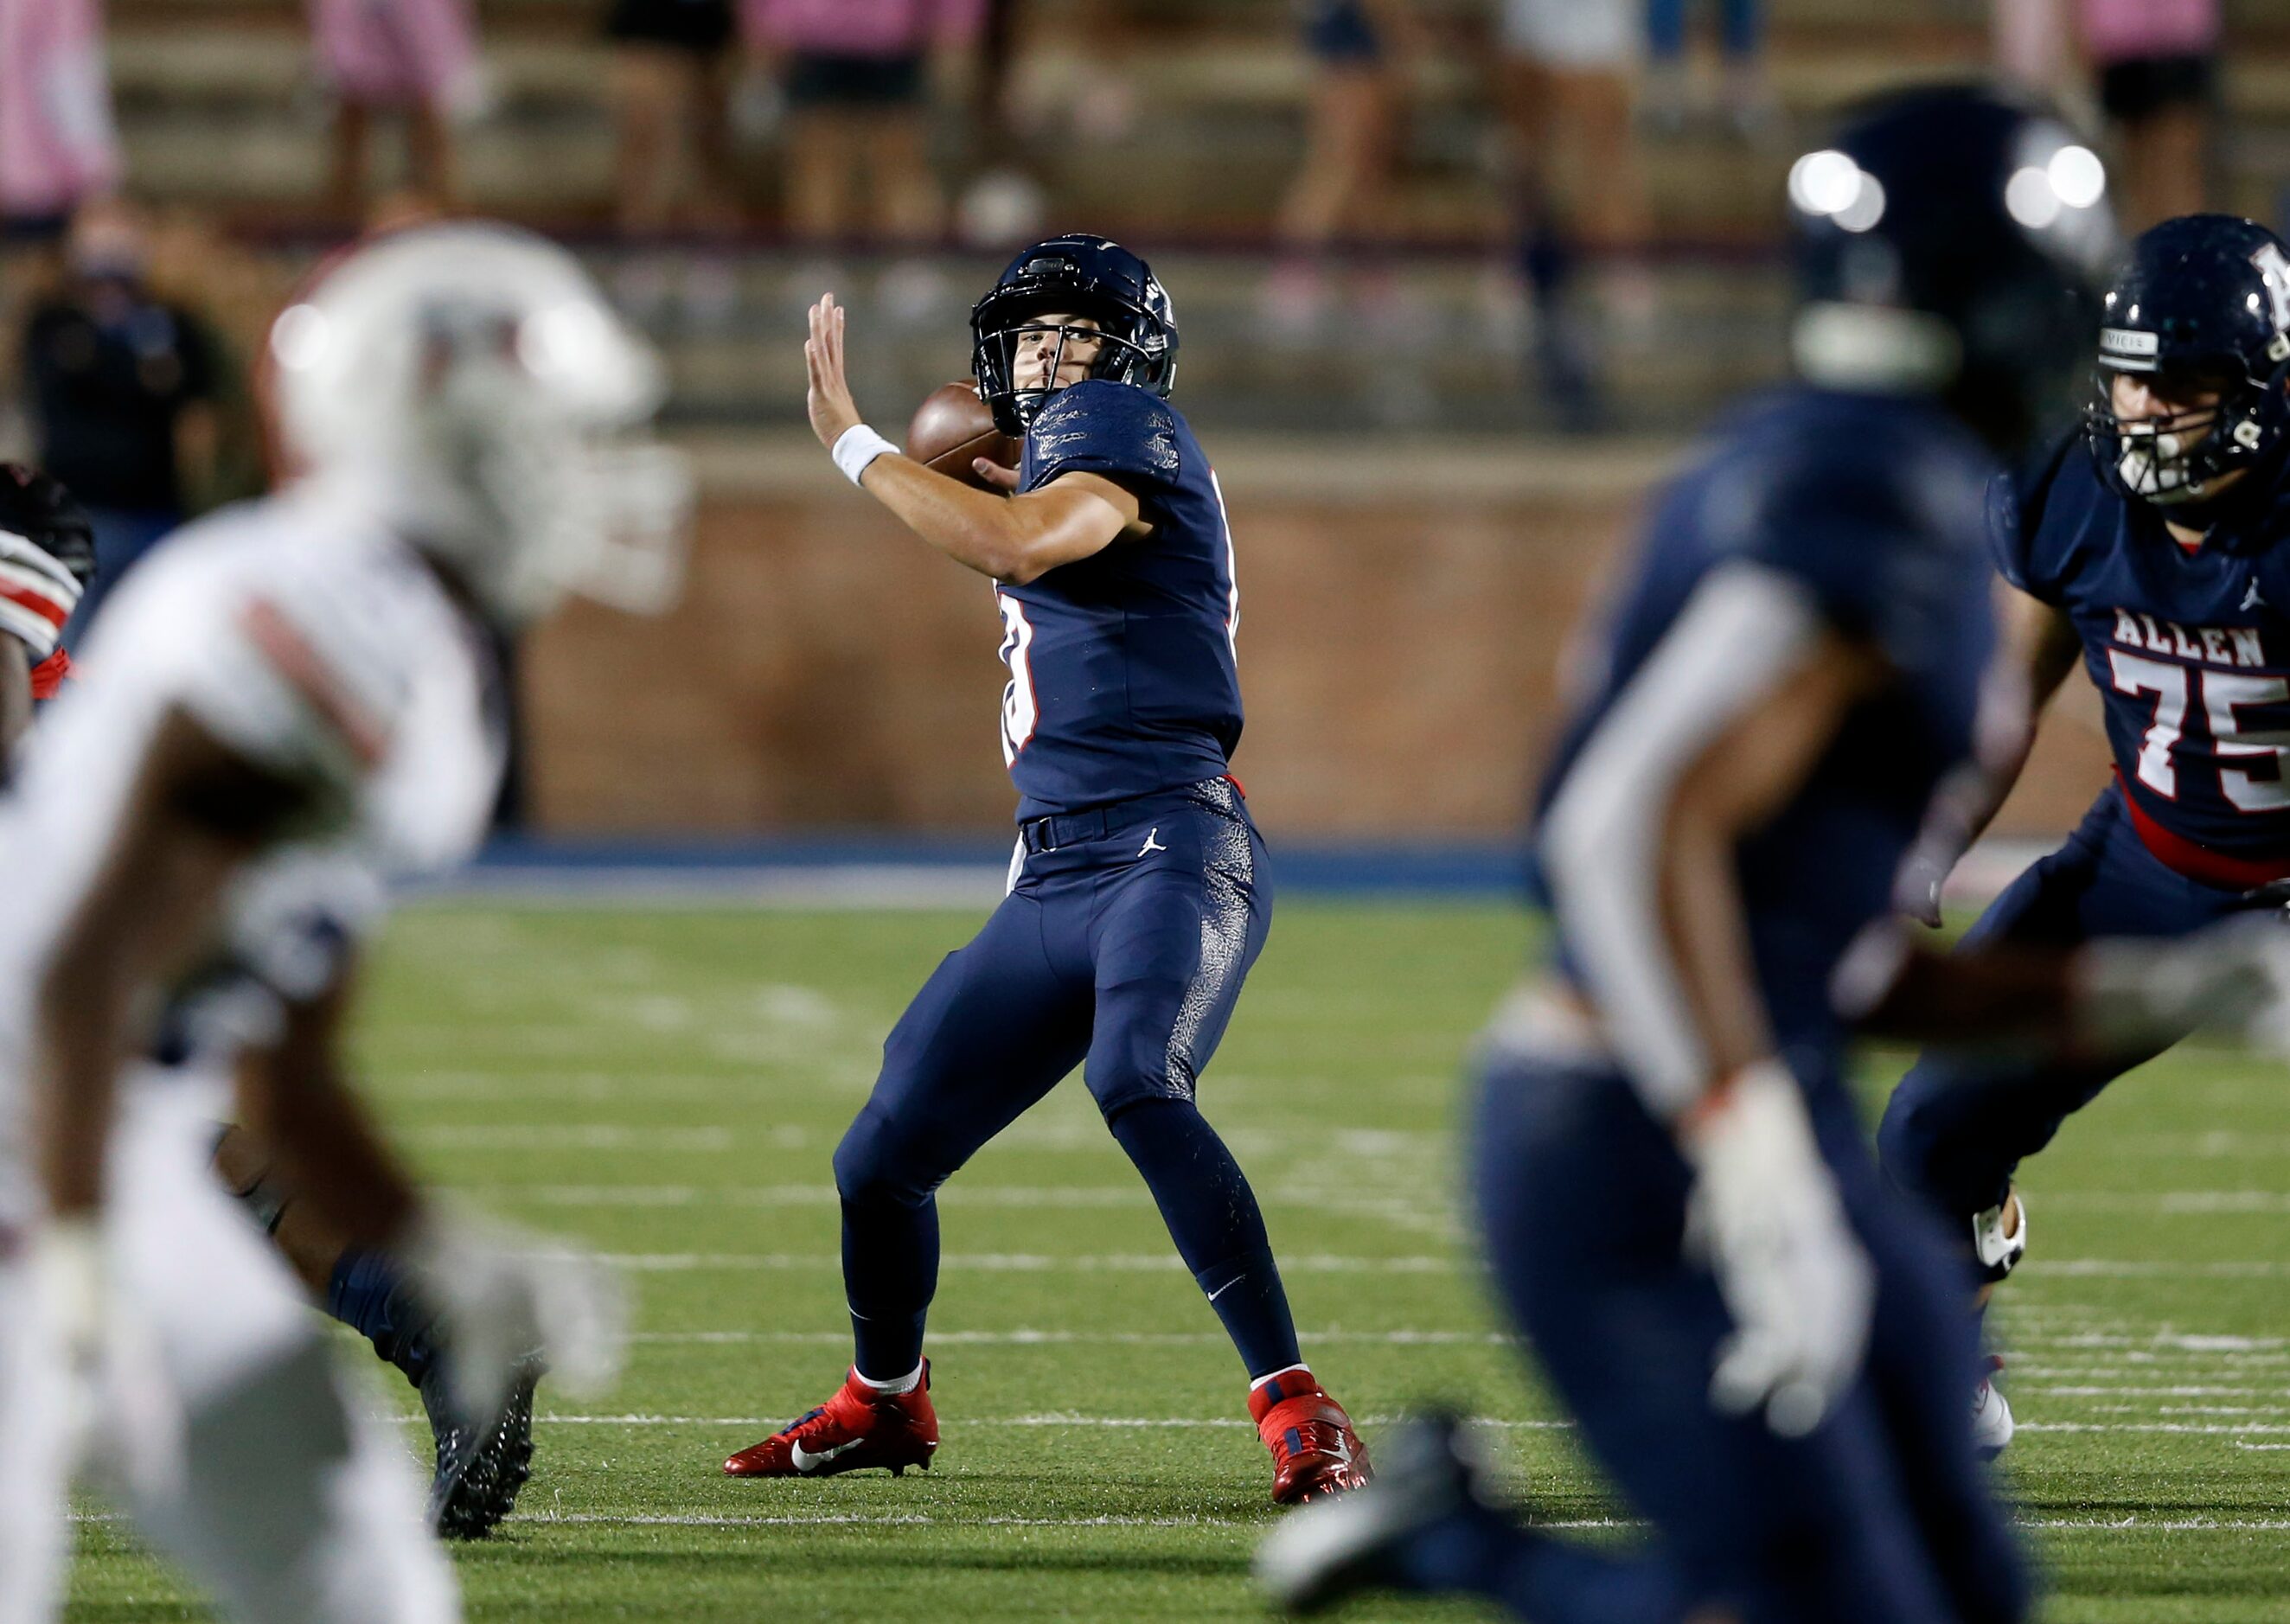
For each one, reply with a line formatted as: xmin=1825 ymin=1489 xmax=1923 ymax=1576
xmin=63 ymin=899 xmax=2290 ymax=1621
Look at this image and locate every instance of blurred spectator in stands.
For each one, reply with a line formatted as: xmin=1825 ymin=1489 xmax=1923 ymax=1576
xmin=17 ymin=197 xmax=222 ymax=633
xmin=309 ymin=0 xmax=484 ymax=221
xmin=1496 ymin=0 xmax=1656 ymax=410
xmin=2079 ymin=0 xmax=2218 ymax=231
xmin=1993 ymin=0 xmax=2074 ymax=102
xmin=743 ymin=0 xmax=984 ymax=245
xmin=0 ymin=0 xmax=121 ymax=460
xmin=144 ymin=206 xmax=277 ymax=510
xmin=1641 ymin=0 xmax=1774 ymax=140
xmin=1265 ymin=2 xmax=1425 ymax=333
xmin=606 ymin=0 xmax=741 ymax=234
xmin=0 ymin=0 xmax=120 ymax=234
xmin=951 ymin=0 xmax=1047 ymax=251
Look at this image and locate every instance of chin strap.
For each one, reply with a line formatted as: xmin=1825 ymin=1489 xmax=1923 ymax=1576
xmin=2174 ymin=438 xmax=2290 ymax=547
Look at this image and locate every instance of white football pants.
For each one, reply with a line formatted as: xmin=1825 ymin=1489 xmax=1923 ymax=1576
xmin=0 ymin=1075 xmax=457 ymax=1624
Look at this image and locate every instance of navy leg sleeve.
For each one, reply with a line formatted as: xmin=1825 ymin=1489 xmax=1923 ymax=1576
xmin=833 ymin=890 xmax=1091 ymax=1379
xmin=1078 ymin=790 xmax=1296 ymax=1376
xmin=1106 ymin=1097 xmax=1301 ymax=1378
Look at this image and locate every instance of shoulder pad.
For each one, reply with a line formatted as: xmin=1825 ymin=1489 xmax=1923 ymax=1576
xmin=1022 ymin=380 xmax=1183 ymax=493
xmin=1989 ymin=425 xmax=2092 ymax=601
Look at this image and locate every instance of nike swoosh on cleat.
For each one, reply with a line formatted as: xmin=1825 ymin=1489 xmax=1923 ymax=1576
xmin=789 ymin=1437 xmax=864 ymax=1474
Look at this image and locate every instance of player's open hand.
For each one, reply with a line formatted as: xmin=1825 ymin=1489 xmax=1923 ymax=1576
xmin=804 ymin=294 xmax=864 ymax=452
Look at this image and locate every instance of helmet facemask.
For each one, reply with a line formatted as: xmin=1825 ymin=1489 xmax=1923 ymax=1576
xmin=2089 ymin=341 xmax=2290 ymax=508
xmin=271 ymin=224 xmax=695 ymax=630
xmin=974 ymin=310 xmax=1162 ymax=434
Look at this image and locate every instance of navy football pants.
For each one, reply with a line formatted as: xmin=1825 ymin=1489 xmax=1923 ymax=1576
xmin=833 ymin=778 xmax=1299 ymax=1379
xmin=1436 ymin=1050 xmax=2028 ymax=1624
xmin=1878 ymin=784 xmax=2262 ymax=1226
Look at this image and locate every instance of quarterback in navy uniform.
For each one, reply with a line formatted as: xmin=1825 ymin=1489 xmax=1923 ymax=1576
xmin=1879 ymin=214 xmax=2290 ymax=1455
xmin=1258 ymin=90 xmax=2290 ymax=1624
xmin=724 ymin=239 xmax=1371 ymax=1503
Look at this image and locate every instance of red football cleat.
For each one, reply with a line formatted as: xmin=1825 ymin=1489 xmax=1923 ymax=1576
xmin=723 ymin=1364 xmax=939 ymax=1479
xmin=1251 ymin=1367 xmax=1372 ymax=1505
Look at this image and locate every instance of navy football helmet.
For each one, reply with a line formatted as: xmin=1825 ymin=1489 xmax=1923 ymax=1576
xmin=2086 ymin=214 xmax=2290 ymax=508
xmin=1788 ymin=84 xmax=2114 ymax=453
xmin=0 ymin=464 xmax=94 ymax=588
xmin=970 ymin=235 xmax=1177 ymax=437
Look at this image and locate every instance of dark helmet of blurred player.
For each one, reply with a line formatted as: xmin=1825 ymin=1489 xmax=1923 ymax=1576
xmin=2084 ymin=214 xmax=2290 ymax=510
xmin=1788 ymin=84 xmax=2114 ymax=454
xmin=0 ymin=464 xmax=97 ymax=590
xmin=970 ymin=234 xmax=1178 ymax=437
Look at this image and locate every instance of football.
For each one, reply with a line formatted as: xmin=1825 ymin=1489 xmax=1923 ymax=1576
xmin=906 ymin=380 xmax=1021 ymax=489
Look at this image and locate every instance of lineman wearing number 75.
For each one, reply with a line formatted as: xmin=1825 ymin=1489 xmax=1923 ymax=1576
xmin=1880 ymin=215 xmax=2290 ymax=1458
xmin=721 ymin=239 xmax=1372 ymax=1503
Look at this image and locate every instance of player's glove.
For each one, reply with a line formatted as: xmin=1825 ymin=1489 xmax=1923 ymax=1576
xmin=1679 ymin=1059 xmax=1875 ymax=1439
xmin=394 ymin=1204 xmax=630 ymax=1430
xmin=1891 ymin=847 xmax=1951 ymax=930
xmin=27 ymin=1218 xmax=107 ymax=1464
xmin=2076 ymin=913 xmax=2290 ymax=1054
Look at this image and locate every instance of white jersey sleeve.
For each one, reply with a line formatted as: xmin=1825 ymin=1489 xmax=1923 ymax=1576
xmin=163 ymin=551 xmax=416 ymax=801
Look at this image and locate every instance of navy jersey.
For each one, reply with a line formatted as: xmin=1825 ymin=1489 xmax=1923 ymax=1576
xmin=1000 ymin=380 xmax=1242 ymax=820
xmin=1996 ymin=430 xmax=2290 ymax=862
xmin=1530 ymin=388 xmax=2001 ymax=1073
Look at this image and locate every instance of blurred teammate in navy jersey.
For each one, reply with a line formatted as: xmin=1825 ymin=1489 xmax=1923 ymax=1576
xmin=1257 ymin=88 xmax=2290 ymax=1624
xmin=722 ymin=238 xmax=1371 ymax=1504
xmin=1880 ymin=214 xmax=2290 ymax=1457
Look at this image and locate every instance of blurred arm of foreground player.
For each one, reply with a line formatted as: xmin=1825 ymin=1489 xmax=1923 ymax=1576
xmin=34 ymin=707 xmax=355 ymax=1221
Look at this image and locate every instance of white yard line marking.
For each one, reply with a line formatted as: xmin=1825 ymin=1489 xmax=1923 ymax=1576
xmin=2038 ymin=1192 xmax=2290 ymax=1214
xmin=2009 ymin=1333 xmax=2287 ymax=1352
xmin=2017 ymin=1422 xmax=2290 ymax=1435
xmin=2023 ymin=1261 xmax=2289 ymax=1278
xmin=517 ymin=1413 xmax=1577 ymax=1430
xmin=525 ymin=1512 xmax=2290 ymax=1532
xmin=403 ymin=1126 xmax=738 ymax=1153
xmin=2021 ymin=1516 xmax=2290 ymax=1531
xmin=468 ymin=1182 xmax=1459 ymax=1232
xmin=2025 ymin=1386 xmax=2287 ymax=1398
xmin=595 ymin=1251 xmax=1460 ymax=1274
xmin=630 ymin=1328 xmax=1515 ymax=1346
xmin=524 ymin=1512 xmax=1241 ymax=1529
xmin=394 ymin=1124 xmax=1463 ymax=1159
xmin=69 ymin=1506 xmax=2290 ymax=1533
xmin=523 ymin=1414 xmax=2290 ymax=1438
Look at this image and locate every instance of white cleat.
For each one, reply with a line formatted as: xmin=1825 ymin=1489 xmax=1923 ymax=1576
xmin=1972 ymin=1190 xmax=2027 ymax=1282
xmin=1971 ymin=1357 xmax=2014 ymax=1461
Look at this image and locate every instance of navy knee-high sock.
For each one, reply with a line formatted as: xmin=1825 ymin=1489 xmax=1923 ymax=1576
xmin=325 ymin=1248 xmax=438 ymax=1388
xmin=1106 ymin=1097 xmax=1302 ymax=1379
xmin=1400 ymin=1503 xmax=1694 ymax=1623
xmin=835 ymin=1109 xmax=943 ymax=1382
xmin=840 ymin=1193 xmax=939 ymax=1381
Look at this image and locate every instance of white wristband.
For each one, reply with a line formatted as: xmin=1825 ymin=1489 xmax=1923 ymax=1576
xmin=832 ymin=424 xmax=899 ymax=487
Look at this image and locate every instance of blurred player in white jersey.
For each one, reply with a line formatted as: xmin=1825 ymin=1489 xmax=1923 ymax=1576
xmin=0 ymin=221 xmax=688 ymax=1624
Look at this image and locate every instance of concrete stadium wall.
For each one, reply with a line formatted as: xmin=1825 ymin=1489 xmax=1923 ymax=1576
xmin=522 ymin=433 xmax=2112 ymax=841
